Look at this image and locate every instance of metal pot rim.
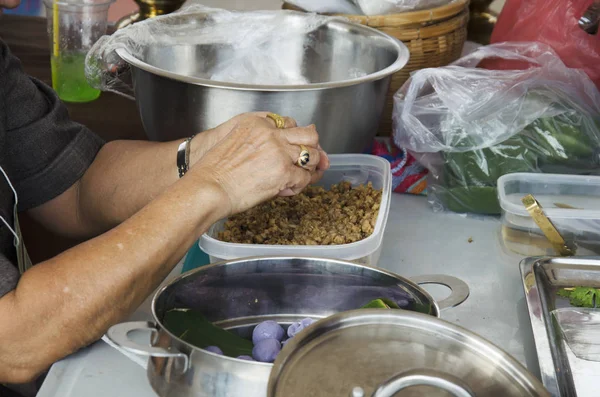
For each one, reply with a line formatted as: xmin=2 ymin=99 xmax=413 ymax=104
xmin=115 ymin=18 xmax=409 ymax=92
xmin=149 ymin=255 xmax=442 ymax=364
xmin=268 ymin=309 xmax=550 ymax=396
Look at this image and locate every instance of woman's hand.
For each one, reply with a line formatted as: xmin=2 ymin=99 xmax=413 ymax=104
xmin=190 ymin=112 xmax=326 ymax=169
xmin=188 ymin=113 xmax=329 ymax=215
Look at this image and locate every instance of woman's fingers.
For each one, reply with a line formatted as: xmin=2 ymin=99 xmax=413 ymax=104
xmin=255 ymin=114 xmax=330 ymax=175
xmin=279 ymin=165 xmax=312 ymax=197
xmin=266 ymin=116 xmax=298 ymax=129
xmin=191 ymin=111 xmax=329 ymax=215
xmin=280 ymin=125 xmax=329 ymax=171
xmin=258 ymin=112 xmax=298 ymax=129
xmin=285 ymin=144 xmax=321 ymax=171
xmin=283 ymin=117 xmax=298 ymax=129
xmin=254 ymin=115 xmax=323 ymax=167
xmin=309 ymin=169 xmax=325 ymax=185
xmin=279 ymin=125 xmax=319 ymax=147
xmin=317 ymin=148 xmax=329 ymax=171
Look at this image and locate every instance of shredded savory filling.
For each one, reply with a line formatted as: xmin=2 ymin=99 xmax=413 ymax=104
xmin=217 ymin=182 xmax=382 ymax=245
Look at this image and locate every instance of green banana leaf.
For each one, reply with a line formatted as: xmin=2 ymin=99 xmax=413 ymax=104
xmin=437 ymin=186 xmax=501 ymax=215
xmin=437 ymin=111 xmax=600 ymax=214
xmin=360 ymin=298 xmax=433 ymax=315
xmin=521 ymin=116 xmax=595 ymax=161
xmin=164 ymin=299 xmax=404 ymax=356
xmin=360 ymin=298 xmax=401 ymax=309
xmin=162 ymin=309 xmax=253 ymax=357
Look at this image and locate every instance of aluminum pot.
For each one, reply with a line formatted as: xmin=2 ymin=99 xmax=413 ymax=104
xmin=113 ymin=11 xmax=410 ymax=153
xmin=106 ymin=256 xmax=468 ymax=397
xmin=268 ymin=310 xmax=551 ymax=397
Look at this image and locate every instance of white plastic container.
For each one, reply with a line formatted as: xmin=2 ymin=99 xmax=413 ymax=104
xmin=199 ymin=154 xmax=392 ymax=265
xmin=497 ymin=173 xmax=600 ymax=256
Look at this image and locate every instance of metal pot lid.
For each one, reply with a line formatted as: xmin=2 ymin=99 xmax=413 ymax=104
xmin=267 ymin=309 xmax=550 ymax=397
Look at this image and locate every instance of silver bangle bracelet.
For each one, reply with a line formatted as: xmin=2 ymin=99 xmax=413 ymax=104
xmin=177 ymin=135 xmax=195 ymax=178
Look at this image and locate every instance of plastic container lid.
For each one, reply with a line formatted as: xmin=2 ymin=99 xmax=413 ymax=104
xmin=497 ymin=173 xmax=600 ymax=221
xmin=199 ymin=154 xmax=391 ymax=262
xmin=497 ymin=173 xmax=600 ymax=254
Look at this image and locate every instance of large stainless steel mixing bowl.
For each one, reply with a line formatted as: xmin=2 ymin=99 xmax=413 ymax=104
xmin=114 ymin=11 xmax=409 ymax=153
xmin=106 ymin=256 xmax=468 ymax=397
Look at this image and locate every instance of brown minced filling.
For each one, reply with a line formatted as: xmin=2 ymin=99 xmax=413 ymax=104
xmin=217 ymin=182 xmax=382 ymax=245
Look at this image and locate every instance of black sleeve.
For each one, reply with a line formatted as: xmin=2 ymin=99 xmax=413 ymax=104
xmin=0 ymin=39 xmax=105 ymax=212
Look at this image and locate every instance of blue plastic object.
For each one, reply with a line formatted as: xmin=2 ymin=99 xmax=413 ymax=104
xmin=181 ymin=241 xmax=211 ymax=274
xmin=3 ymin=0 xmax=43 ymax=16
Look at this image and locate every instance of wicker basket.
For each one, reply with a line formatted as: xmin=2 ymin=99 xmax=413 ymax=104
xmin=283 ymin=0 xmax=469 ymax=136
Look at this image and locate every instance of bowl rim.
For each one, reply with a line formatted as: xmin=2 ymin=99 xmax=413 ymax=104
xmin=114 ymin=17 xmax=410 ymax=91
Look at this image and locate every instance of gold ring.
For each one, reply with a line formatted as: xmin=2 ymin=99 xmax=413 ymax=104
xmin=297 ymin=145 xmax=310 ymax=167
xmin=267 ymin=113 xmax=286 ymax=129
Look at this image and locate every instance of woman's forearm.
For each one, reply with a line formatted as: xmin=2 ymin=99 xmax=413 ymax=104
xmin=0 ymin=174 xmax=227 ymax=383
xmin=78 ymin=135 xmax=213 ymax=236
xmin=27 ymin=134 xmax=215 ymax=239
xmin=5 ymin=112 xmax=325 ymax=384
xmin=27 ymin=113 xmax=306 ymax=239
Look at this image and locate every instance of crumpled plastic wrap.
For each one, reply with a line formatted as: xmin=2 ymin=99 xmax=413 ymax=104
xmin=393 ymin=42 xmax=600 ymax=214
xmin=285 ymin=0 xmax=362 ymax=14
xmin=552 ymin=308 xmax=600 ymax=362
xmin=85 ymin=4 xmax=342 ymax=98
xmin=287 ymin=0 xmax=451 ymax=15
xmin=354 ymin=0 xmax=451 ymax=15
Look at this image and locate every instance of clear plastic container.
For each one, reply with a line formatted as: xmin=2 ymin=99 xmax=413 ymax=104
xmin=43 ymin=0 xmax=114 ymax=102
xmin=497 ymin=173 xmax=600 ymax=256
xmin=199 ymin=154 xmax=392 ymax=265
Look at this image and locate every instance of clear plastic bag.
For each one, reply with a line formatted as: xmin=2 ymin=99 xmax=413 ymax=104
xmin=354 ymin=0 xmax=451 ymax=15
xmin=552 ymin=308 xmax=600 ymax=362
xmin=393 ymin=42 xmax=600 ymax=214
xmin=285 ymin=0 xmax=362 ymax=14
xmin=85 ymin=4 xmax=341 ymax=98
xmin=286 ymin=0 xmax=450 ymax=15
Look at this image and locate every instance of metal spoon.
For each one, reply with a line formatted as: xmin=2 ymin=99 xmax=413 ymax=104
xmin=522 ymin=194 xmax=575 ymax=256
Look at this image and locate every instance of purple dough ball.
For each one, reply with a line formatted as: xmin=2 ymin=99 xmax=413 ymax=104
xmin=204 ymin=346 xmax=223 ymax=355
xmin=237 ymin=355 xmax=254 ymax=361
xmin=396 ymin=299 xmax=410 ymax=308
xmin=287 ymin=322 xmax=302 ymax=338
xmin=252 ymin=339 xmax=281 ymax=363
xmin=287 ymin=318 xmax=317 ymax=338
xmin=252 ymin=320 xmax=285 ymax=344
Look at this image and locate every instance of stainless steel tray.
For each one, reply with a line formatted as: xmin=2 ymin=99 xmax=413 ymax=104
xmin=521 ymin=257 xmax=600 ymax=397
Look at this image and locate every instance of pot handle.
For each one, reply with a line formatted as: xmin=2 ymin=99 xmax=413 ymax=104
xmin=106 ymin=321 xmax=189 ymax=369
xmin=408 ymin=274 xmax=469 ymax=310
xmin=366 ymin=369 xmax=475 ymax=397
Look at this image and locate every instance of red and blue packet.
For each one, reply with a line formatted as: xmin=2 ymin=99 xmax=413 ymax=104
xmin=368 ymin=138 xmax=427 ymax=195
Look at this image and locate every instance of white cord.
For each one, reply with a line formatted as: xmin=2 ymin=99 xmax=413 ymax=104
xmin=0 ymin=166 xmax=20 ymax=247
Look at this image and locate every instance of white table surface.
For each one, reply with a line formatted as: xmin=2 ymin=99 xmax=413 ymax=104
xmin=37 ymin=194 xmax=538 ymax=397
